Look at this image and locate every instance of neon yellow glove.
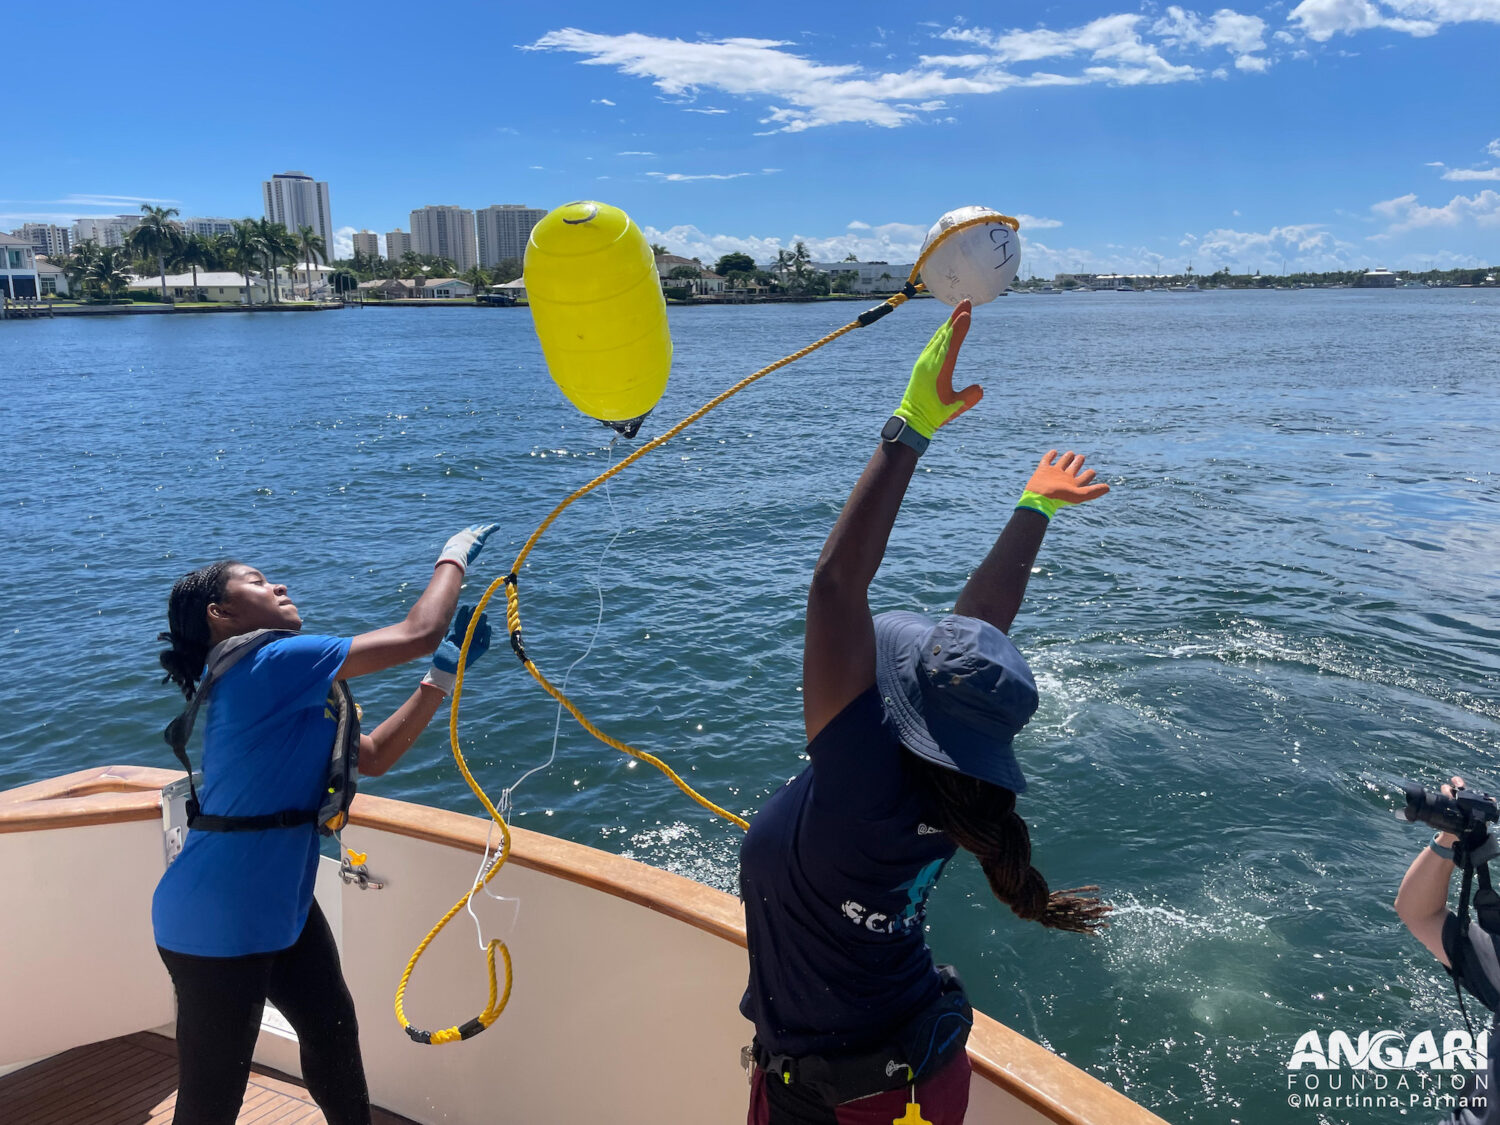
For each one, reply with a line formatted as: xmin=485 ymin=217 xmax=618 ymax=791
xmin=892 ymin=299 xmax=982 ymax=439
xmin=1016 ymin=450 xmax=1110 ymax=520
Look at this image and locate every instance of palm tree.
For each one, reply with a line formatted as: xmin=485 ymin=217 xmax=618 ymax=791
xmin=398 ymin=249 xmax=422 ymax=278
xmin=175 ymin=234 xmax=212 ymax=300
xmin=650 ymin=242 xmax=667 ymax=259
xmin=295 ymin=224 xmax=326 ymax=300
xmin=204 ymin=233 xmax=232 ymax=272
xmin=62 ymin=240 xmax=100 ymax=299
xmin=127 ymin=205 xmax=182 ymax=302
xmin=773 ymin=248 xmax=793 ymax=289
xmin=462 ymin=265 xmax=490 ymax=296
xmin=87 ymin=246 xmax=133 ymax=303
xmin=230 ymin=221 xmax=262 ymax=305
xmin=253 ymin=219 xmax=297 ymax=303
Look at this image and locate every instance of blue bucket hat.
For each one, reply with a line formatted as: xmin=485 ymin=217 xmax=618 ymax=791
xmin=874 ymin=611 xmax=1039 ymax=794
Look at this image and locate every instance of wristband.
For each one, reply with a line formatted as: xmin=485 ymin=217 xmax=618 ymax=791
xmin=1016 ymin=490 xmax=1063 ymax=521
xmin=881 ymin=415 xmax=930 ymax=456
xmin=421 ymin=667 xmax=455 ymax=694
xmin=1430 ymin=834 xmax=1456 ymax=862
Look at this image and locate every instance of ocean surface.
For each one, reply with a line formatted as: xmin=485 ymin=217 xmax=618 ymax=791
xmin=2 ymin=290 xmax=1497 ymax=1124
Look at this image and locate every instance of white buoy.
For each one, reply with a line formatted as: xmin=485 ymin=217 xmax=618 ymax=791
xmin=919 ymin=206 xmax=1022 ymax=307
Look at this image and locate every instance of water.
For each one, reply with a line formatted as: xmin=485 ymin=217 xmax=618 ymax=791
xmin=2 ymin=291 xmax=1498 ymax=1123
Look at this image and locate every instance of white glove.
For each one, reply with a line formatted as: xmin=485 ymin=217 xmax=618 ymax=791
xmin=436 ymin=523 xmax=500 ymax=575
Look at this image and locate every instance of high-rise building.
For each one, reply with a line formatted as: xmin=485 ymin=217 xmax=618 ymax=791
xmin=385 ymin=230 xmax=413 ymax=259
xmin=73 ymin=214 xmax=141 ymax=248
xmin=351 ymin=230 xmax=380 ymax=258
xmin=475 ymin=205 xmax=545 ymax=269
xmin=179 ymin=217 xmax=237 ymax=238
xmin=261 ymin=171 xmax=333 ymax=261
xmin=409 ymin=206 xmax=476 ymax=273
xmin=17 ymin=223 xmax=70 ymax=257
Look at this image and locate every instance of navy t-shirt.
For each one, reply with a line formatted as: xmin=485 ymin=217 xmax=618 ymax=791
xmin=1442 ymin=912 xmax=1500 ymax=1125
xmin=739 ymin=685 xmax=958 ymax=1056
xmin=153 ymin=633 xmax=351 ymax=957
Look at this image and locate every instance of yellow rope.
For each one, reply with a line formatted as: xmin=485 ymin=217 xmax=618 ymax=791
xmin=394 ymin=212 xmax=1021 ymax=1044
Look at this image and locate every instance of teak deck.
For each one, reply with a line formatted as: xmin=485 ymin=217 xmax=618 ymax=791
xmin=0 ymin=1031 xmax=416 ymax=1124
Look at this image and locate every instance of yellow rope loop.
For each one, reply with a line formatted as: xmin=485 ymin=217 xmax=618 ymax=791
xmin=397 ymin=285 xmax=917 ymax=1041
xmin=906 ymin=212 xmax=1022 ymax=288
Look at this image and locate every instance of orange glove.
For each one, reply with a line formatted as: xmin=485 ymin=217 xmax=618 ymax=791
xmin=1016 ymin=450 xmax=1110 ymax=520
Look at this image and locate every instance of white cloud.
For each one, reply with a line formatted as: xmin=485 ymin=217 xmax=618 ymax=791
xmin=63 ymin=193 xmax=181 ymax=208
xmin=645 ymin=170 xmax=759 ymax=182
xmin=1489 ymin=138 xmax=1500 ymax=158
xmin=1288 ymin=0 xmax=1500 ymax=42
xmin=1370 ymin=189 xmax=1500 ymax=235
xmin=644 ymin=215 xmax=1071 ymax=272
xmin=1153 ymin=6 xmax=1271 ymax=69
xmin=528 ymin=15 xmax=1273 ymax=135
xmin=642 ymin=219 xmax=931 ymax=264
xmin=0 ymin=193 xmax=186 ymax=226
xmin=617 ymin=150 xmax=656 ymax=156
xmin=333 ymin=226 xmax=355 ymax=260
xmin=1442 ymin=166 xmax=1500 ymax=180
xmin=591 ymin=97 xmax=616 ymax=105
xmin=1175 ymin=223 xmax=1364 ymax=270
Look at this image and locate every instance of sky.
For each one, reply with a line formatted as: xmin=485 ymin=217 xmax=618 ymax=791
xmin=7 ymin=0 xmax=1499 ymax=275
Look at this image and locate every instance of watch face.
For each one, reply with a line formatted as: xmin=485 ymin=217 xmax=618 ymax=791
xmin=880 ymin=416 xmax=904 ymax=441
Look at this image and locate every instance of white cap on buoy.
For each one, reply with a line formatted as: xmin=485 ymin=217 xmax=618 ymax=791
xmin=919 ymin=206 xmax=1022 ymax=307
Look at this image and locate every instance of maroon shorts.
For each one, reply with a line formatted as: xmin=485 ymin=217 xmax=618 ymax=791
xmin=748 ymin=1051 xmax=972 ymax=1125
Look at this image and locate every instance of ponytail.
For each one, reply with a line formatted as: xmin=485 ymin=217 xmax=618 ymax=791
xmin=909 ymin=757 xmax=1111 ymax=935
xmin=158 ymin=561 xmax=238 ymax=700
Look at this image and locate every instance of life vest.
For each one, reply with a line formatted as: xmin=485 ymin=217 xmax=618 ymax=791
xmin=163 ymin=629 xmax=358 ymax=836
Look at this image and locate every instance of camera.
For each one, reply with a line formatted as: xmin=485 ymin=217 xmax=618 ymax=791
xmin=1399 ymin=782 xmax=1500 ymax=841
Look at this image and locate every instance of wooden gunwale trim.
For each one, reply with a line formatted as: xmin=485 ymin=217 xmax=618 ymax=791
xmin=966 ymin=1012 xmax=1169 ymax=1125
xmin=0 ymin=768 xmax=1167 ymax=1124
xmin=347 ymin=791 xmax=749 ymax=947
xmin=0 ymin=766 xmax=179 ymax=834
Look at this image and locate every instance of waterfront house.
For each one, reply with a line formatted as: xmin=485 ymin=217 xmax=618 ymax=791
xmin=419 ymin=278 xmax=473 ymax=299
xmin=1355 ymin=267 xmax=1399 ymax=288
xmin=0 ymin=234 xmax=39 ymax=299
xmin=656 ymin=254 xmax=726 ymax=296
xmin=357 ymin=278 xmax=412 ymax=299
xmin=35 ymin=256 xmax=68 ymax=297
xmin=278 ymin=261 xmax=337 ymax=299
xmin=126 ymin=272 xmax=268 ymax=303
xmin=493 ymin=278 xmax=527 ymax=301
xmin=814 ymin=260 xmax=916 ymax=295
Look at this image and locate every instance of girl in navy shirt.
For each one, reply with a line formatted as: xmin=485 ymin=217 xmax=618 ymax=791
xmin=740 ymin=302 xmax=1112 ymax=1124
xmin=154 ymin=523 xmax=498 ymax=1125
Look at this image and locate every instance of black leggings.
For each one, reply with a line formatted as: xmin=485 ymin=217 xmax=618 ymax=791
xmin=157 ymin=900 xmax=370 ymax=1125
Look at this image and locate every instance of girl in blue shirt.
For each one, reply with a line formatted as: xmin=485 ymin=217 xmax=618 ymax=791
xmin=740 ymin=304 xmax=1113 ymax=1124
xmin=153 ymin=523 xmax=498 ymax=1125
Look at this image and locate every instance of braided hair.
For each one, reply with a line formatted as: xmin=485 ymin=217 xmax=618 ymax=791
xmin=158 ymin=560 xmax=239 ymax=701
xmin=908 ymin=756 xmax=1111 ymax=935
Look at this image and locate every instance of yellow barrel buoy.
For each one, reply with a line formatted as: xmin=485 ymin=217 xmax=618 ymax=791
xmin=523 ymin=201 xmax=671 ymax=437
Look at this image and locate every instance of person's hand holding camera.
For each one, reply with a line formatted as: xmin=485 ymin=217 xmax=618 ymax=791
xmin=1436 ymin=775 xmax=1468 ymax=847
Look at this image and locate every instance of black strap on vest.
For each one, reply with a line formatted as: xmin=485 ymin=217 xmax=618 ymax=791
xmin=750 ymin=965 xmax=972 ymax=1105
xmin=163 ymin=629 xmax=321 ymax=833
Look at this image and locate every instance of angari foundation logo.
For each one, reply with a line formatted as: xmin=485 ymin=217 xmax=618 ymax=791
xmin=1286 ymin=1029 xmax=1488 ymax=1071
xmin=1283 ymin=1030 xmax=1491 ymax=1113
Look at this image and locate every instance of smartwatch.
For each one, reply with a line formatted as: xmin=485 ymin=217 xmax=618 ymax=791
xmin=1430 ymin=834 xmax=1456 ymax=862
xmin=880 ymin=415 xmax=929 ymax=456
